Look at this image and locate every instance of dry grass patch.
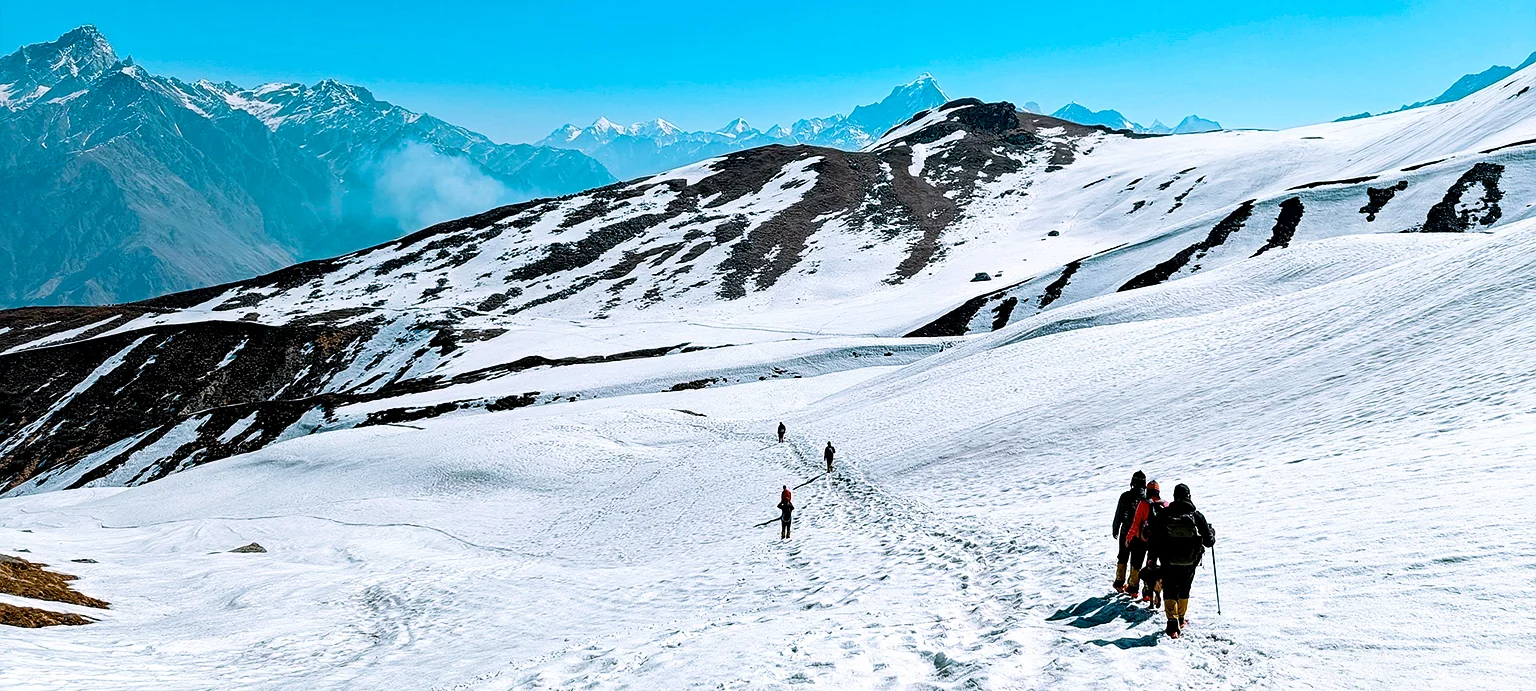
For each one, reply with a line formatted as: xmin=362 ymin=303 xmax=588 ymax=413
xmin=0 ymin=602 xmax=94 ymax=628
xmin=1 ymin=553 xmax=109 ymax=627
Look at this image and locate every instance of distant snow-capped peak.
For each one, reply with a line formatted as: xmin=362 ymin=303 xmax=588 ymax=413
xmin=589 ymin=116 xmax=625 ymax=134
xmin=717 ymin=117 xmax=756 ymax=136
xmin=1050 ymin=102 xmax=1221 ymax=135
xmin=631 ymin=117 xmax=681 ymax=137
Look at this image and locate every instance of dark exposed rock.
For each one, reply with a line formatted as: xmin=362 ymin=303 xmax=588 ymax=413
xmin=1039 ymin=259 xmax=1085 ymax=309
xmin=1253 ymin=198 xmax=1306 ymax=256
xmin=666 ymin=378 xmax=718 ymax=392
xmin=1288 ymin=176 xmax=1377 ymax=191
xmin=905 ymin=294 xmax=990 ymax=338
xmin=1479 ymin=138 xmax=1536 ymax=154
xmin=1419 ymin=163 xmax=1505 ymax=233
xmin=229 ymin=543 xmax=266 ymax=553
xmin=990 ymin=297 xmax=1019 ymax=331
xmin=486 ymin=393 xmax=538 ymax=412
xmin=1401 ymin=158 xmax=1448 ymax=172
xmin=1359 ymin=181 xmax=1409 ymax=222
xmin=1120 ymin=200 xmax=1256 ymax=292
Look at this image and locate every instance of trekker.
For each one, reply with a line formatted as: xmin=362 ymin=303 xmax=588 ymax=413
xmin=778 ymin=422 xmax=787 ymax=443
xmin=1127 ymin=481 xmax=1168 ymax=606
xmin=1149 ymin=483 xmax=1215 ymax=638
xmin=824 ymin=442 xmax=836 ymax=474
xmin=1111 ymin=471 xmax=1147 ymax=592
xmin=778 ymin=486 xmax=794 ymax=539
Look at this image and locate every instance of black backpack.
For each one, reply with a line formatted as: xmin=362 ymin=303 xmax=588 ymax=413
xmin=1161 ymin=512 xmax=1204 ymax=566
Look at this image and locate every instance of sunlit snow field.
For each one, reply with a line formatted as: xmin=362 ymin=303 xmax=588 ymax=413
xmin=6 ymin=218 xmax=1536 ymax=688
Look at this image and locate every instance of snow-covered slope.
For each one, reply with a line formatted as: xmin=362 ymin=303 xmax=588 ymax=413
xmin=4 ymin=57 xmax=1536 ymax=499
xmin=4 ymin=219 xmax=1535 ymax=688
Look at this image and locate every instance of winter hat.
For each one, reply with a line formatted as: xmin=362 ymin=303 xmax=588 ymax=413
xmin=1147 ymin=481 xmax=1160 ymax=497
xmin=1131 ymin=470 xmax=1146 ymax=487
xmin=1174 ymin=483 xmax=1191 ymax=502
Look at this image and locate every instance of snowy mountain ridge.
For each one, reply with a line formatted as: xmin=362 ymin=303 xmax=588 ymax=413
xmin=1338 ymin=49 xmax=1536 ymax=121
xmin=537 ymin=74 xmax=951 ymax=179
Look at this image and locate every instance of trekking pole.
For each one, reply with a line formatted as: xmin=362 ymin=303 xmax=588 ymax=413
xmin=1211 ymin=546 xmax=1222 ymax=615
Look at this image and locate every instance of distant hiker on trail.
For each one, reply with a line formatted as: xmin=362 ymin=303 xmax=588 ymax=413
xmin=1149 ymin=483 xmax=1215 ymax=639
xmin=778 ymin=422 xmax=787 ymax=443
xmin=824 ymin=442 xmax=836 ymax=474
xmin=778 ymin=486 xmax=794 ymax=539
xmin=1127 ymin=481 xmax=1168 ymax=607
xmin=1111 ymin=471 xmax=1147 ymax=592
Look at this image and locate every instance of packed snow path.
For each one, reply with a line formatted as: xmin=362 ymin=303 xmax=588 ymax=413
xmin=0 ymin=398 xmax=1279 ymax=690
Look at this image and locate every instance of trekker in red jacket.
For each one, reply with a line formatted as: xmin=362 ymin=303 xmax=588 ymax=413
xmin=1126 ymin=481 xmax=1168 ymax=605
xmin=778 ymin=486 xmax=794 ymax=539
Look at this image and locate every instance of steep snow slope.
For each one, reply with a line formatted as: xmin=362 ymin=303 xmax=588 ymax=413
xmin=4 ymin=218 xmax=1534 ymax=688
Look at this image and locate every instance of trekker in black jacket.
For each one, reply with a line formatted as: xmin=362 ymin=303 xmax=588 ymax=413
xmin=824 ymin=442 xmax=836 ymax=474
xmin=1149 ymin=483 xmax=1215 ymax=638
xmin=1111 ymin=471 xmax=1147 ymax=591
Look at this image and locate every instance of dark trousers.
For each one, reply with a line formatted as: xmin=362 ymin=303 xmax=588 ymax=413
xmin=1129 ymin=542 xmax=1148 ymax=569
xmin=781 ymin=519 xmax=791 ymax=539
xmin=1116 ymin=536 xmax=1133 ymax=565
xmin=1162 ymin=564 xmax=1198 ymax=600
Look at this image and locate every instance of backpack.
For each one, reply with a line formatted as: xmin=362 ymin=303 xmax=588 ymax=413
xmin=1135 ymin=501 xmax=1163 ymax=540
xmin=1161 ymin=512 xmax=1204 ymax=566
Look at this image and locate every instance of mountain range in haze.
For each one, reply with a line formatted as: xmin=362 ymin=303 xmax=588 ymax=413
xmin=0 ymin=26 xmax=614 ymax=307
xmin=1049 ymin=103 xmax=1222 ymax=134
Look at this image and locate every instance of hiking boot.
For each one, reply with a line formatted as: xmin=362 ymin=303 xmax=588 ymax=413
xmin=1165 ymin=618 xmax=1180 ymax=638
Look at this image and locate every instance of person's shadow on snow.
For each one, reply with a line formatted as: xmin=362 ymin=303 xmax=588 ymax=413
xmin=1087 ymin=632 xmax=1161 ymax=649
xmin=1046 ymin=595 xmax=1158 ymax=647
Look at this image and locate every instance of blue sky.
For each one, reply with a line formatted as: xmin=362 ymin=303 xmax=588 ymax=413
xmin=4 ymin=1 xmax=1533 ymax=143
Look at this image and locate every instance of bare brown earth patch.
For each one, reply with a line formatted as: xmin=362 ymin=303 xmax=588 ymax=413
xmin=0 ymin=603 xmax=94 ymax=628
xmin=0 ymin=554 xmax=108 ymax=627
